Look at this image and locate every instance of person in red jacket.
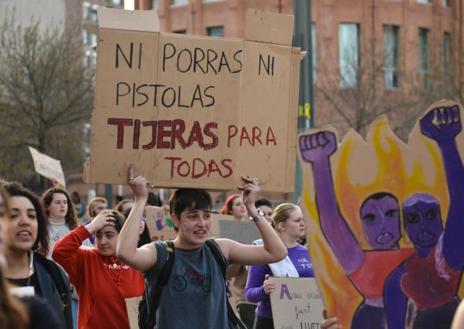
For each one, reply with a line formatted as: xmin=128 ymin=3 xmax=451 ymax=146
xmin=52 ymin=209 xmax=144 ymax=329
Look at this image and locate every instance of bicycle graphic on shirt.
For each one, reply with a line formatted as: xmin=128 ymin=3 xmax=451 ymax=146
xmin=171 ymin=266 xmax=211 ymax=294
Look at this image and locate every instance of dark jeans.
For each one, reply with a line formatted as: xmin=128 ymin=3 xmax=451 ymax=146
xmin=413 ymin=300 xmax=460 ymax=329
xmin=237 ymin=303 xmax=256 ymax=329
xmin=253 ymin=316 xmax=274 ymax=329
xmin=352 ymin=303 xmax=386 ymax=329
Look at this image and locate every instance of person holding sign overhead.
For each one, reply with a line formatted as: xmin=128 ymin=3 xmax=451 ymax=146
xmin=245 ymin=203 xmax=314 ymax=329
xmin=117 ymin=165 xmax=287 ymax=329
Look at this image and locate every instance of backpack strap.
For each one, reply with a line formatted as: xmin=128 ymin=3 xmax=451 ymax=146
xmin=144 ymin=240 xmax=175 ymax=329
xmin=205 ymin=239 xmax=247 ymax=329
xmin=158 ymin=241 xmax=175 ymax=286
xmin=205 ymin=239 xmax=227 ymax=275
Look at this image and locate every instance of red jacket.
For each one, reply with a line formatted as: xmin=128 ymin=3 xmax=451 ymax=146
xmin=52 ymin=225 xmax=144 ymax=329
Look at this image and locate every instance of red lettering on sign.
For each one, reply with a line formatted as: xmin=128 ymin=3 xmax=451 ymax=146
xmin=221 ymin=159 xmax=233 ymax=178
xmin=164 ymin=156 xmax=234 ymax=179
xmin=165 ymin=156 xmax=181 ymax=178
xmin=252 ymin=127 xmax=262 ymax=146
xmin=266 ymin=127 xmax=277 ymax=145
xmin=203 ymin=122 xmax=218 ymax=150
xmin=186 ymin=121 xmax=204 ymax=147
xmin=107 ymin=118 xmax=133 ymax=149
xmin=142 ymin=121 xmax=157 ymax=150
xmin=192 ymin=158 xmax=208 ymax=178
xmin=171 ymin=119 xmax=187 ymax=149
xmin=228 ymin=125 xmax=238 ymax=147
xmin=133 ymin=119 xmax=141 ymax=149
xmin=227 ymin=125 xmax=278 ymax=147
xmin=157 ymin=120 xmax=172 ymax=149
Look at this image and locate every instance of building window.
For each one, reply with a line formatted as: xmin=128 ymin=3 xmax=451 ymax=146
xmin=90 ymin=4 xmax=98 ymax=23
xmin=203 ymin=0 xmax=223 ymax=2
xmin=85 ymin=50 xmax=96 ymax=69
xmin=383 ymin=25 xmax=400 ymax=89
xmin=152 ymin=0 xmax=159 ymax=10
xmin=82 ymin=29 xmax=89 ymax=45
xmin=417 ymin=0 xmax=430 ymax=3
xmin=419 ymin=28 xmax=429 ymax=88
xmin=206 ymin=26 xmax=224 ymax=37
xmin=83 ymin=2 xmax=90 ymax=20
xmin=444 ymin=32 xmax=451 ymax=75
xmin=339 ymin=23 xmax=360 ymax=88
xmin=173 ymin=29 xmax=187 ymax=34
xmin=112 ymin=0 xmax=122 ymax=6
xmin=442 ymin=0 xmax=450 ymax=6
xmin=311 ymin=23 xmax=316 ymax=85
xmin=90 ymin=33 xmax=98 ymax=48
xmin=171 ymin=0 xmax=188 ymax=6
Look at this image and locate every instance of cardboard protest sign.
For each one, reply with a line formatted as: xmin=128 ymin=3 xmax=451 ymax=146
xmin=209 ymin=213 xmax=259 ymax=244
xmin=125 ymin=296 xmax=141 ymax=329
xmin=83 ymin=8 xmax=300 ymax=192
xmin=270 ymin=277 xmax=324 ymax=329
xmin=298 ymin=99 xmax=464 ymax=328
xmin=145 ymin=206 xmax=176 ymax=241
xmin=29 ymin=146 xmax=66 ymax=187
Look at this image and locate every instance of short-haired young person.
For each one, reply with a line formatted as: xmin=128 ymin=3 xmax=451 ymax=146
xmin=117 ymin=169 xmax=288 ymax=329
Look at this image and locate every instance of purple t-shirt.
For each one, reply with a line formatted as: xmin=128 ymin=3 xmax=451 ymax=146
xmin=244 ymin=244 xmax=314 ymax=318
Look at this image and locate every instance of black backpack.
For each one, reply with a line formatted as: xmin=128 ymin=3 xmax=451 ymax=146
xmin=138 ymin=239 xmax=247 ymax=329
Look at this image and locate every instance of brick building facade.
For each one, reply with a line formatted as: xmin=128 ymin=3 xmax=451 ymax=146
xmin=134 ymin=0 xmax=464 ymax=135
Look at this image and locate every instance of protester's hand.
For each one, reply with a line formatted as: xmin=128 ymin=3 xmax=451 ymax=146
xmin=263 ymin=274 xmax=275 ymax=295
xmin=50 ymin=178 xmax=60 ymax=187
xmin=86 ymin=210 xmax=116 ymax=233
xmin=321 ymin=317 xmax=341 ymax=329
xmin=128 ymin=165 xmax=149 ymax=201
xmin=321 ymin=310 xmax=342 ymax=329
xmin=238 ymin=176 xmax=260 ymax=217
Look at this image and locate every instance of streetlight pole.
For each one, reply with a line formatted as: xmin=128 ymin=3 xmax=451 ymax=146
xmin=293 ymin=0 xmax=313 ymax=202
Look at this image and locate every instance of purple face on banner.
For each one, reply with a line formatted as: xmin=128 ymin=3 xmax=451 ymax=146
xmin=403 ymin=194 xmax=443 ymax=249
xmin=360 ymin=193 xmax=401 ymax=250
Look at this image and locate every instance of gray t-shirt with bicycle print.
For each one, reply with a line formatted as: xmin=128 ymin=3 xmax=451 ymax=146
xmin=146 ymin=241 xmax=230 ymax=329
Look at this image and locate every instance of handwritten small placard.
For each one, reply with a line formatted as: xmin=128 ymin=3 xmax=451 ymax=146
xmin=29 ymin=146 xmax=66 ymax=187
xmin=125 ymin=296 xmax=141 ymax=329
xmin=270 ymin=277 xmax=324 ymax=329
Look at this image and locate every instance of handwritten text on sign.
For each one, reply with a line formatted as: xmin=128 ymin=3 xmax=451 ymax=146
xmin=270 ymin=278 xmax=324 ymax=329
xmin=87 ymin=9 xmax=299 ymax=191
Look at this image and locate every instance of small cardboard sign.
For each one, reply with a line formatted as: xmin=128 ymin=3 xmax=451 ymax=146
xmin=28 ymin=146 xmax=66 ymax=187
xmin=270 ymin=277 xmax=324 ymax=329
xmin=84 ymin=8 xmax=300 ymax=192
xmin=144 ymin=206 xmax=177 ymax=241
xmin=125 ymin=296 xmax=141 ymax=329
xmin=210 ymin=214 xmax=260 ymax=244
